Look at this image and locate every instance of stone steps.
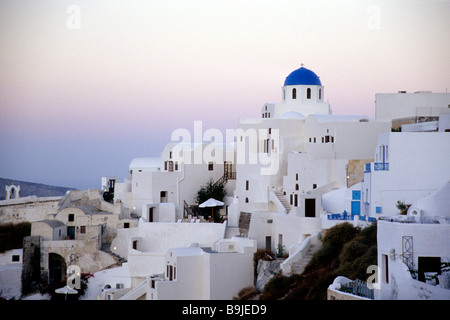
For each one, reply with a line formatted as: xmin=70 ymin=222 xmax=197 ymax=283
xmin=274 ymin=191 xmax=291 ymax=212
xmin=291 ymin=244 xmax=320 ymax=274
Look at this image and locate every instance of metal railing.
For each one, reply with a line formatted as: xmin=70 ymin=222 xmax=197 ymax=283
xmin=339 ymin=279 xmax=374 ymax=299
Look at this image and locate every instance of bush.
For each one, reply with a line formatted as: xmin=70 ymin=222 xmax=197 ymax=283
xmin=233 ymin=286 xmax=259 ymax=300
xmin=254 ymin=249 xmax=276 ymax=262
xmin=322 ymin=222 xmax=360 ymax=247
xmin=260 ymin=222 xmax=378 ymax=300
xmin=259 ymin=274 xmax=292 ymax=300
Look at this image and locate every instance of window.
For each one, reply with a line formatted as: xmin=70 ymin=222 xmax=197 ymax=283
xmin=12 ymin=255 xmax=20 ymax=262
xmin=292 ymin=88 xmax=297 ymax=99
xmin=175 ymin=162 xmax=178 ymax=171
xmin=245 ymin=197 xmax=249 ymax=203
xmin=169 ymin=151 xmax=172 ymax=159
xmin=208 ymin=162 xmax=214 ymax=171
xmin=313 ymin=184 xmax=317 ymax=189
xmin=283 ymin=89 xmax=286 ymax=100
xmin=307 ymin=88 xmax=311 ymax=99
xmin=352 ymin=191 xmax=361 ymax=200
xmin=296 ymin=173 xmax=298 ymax=181
xmin=295 ymin=184 xmax=299 ymax=191
xmin=319 ymin=88 xmax=322 ymax=100
xmin=124 ymin=222 xmax=130 ymax=228
xmin=245 ymin=180 xmax=249 ymax=191
xmin=382 ymin=254 xmax=389 ymax=283
xmin=68 ymin=214 xmax=74 ymax=222
xmin=263 ymin=139 xmax=270 ymax=153
xmin=160 ymin=191 xmax=168 ymax=203
xmin=294 ymin=194 xmax=298 ymax=207
xmin=165 ymin=161 xmax=174 ymax=172
xmin=80 ymin=226 xmax=86 ymax=234
xmin=168 ymin=265 xmax=174 ymax=281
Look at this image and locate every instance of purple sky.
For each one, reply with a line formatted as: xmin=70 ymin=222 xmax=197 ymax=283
xmin=1 ymin=0 xmax=449 ymax=190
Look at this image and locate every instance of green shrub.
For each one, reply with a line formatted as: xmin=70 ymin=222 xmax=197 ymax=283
xmin=260 ymin=273 xmax=293 ymax=300
xmin=322 ymin=222 xmax=360 ymax=247
xmin=260 ymin=222 xmax=378 ymax=300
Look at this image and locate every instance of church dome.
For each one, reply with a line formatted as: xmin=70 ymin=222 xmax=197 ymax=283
xmin=284 ymin=66 xmax=322 ymax=86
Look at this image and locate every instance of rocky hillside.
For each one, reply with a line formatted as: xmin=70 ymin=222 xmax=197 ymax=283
xmin=0 ymin=178 xmax=76 ymax=200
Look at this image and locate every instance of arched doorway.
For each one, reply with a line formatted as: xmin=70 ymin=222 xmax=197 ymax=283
xmin=48 ymin=253 xmax=67 ymax=286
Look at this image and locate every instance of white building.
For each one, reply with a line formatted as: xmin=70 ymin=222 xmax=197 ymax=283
xmin=110 ymin=219 xmax=227 ymax=288
xmin=113 ymin=142 xmax=236 ymax=220
xmin=361 ymin=131 xmax=450 ymax=217
xmin=375 ymin=91 xmax=450 ymax=129
xmin=0 ymin=249 xmax=23 ymax=299
xmin=228 ymin=65 xmax=389 ymax=254
xmin=147 ymin=237 xmax=256 ymax=300
xmin=376 ymin=182 xmax=450 ymax=300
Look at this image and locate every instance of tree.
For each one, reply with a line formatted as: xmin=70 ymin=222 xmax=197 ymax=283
xmin=195 ymin=178 xmax=227 ymax=222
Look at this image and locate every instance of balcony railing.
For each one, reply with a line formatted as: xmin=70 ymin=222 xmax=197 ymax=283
xmin=374 ymin=162 xmax=389 ymax=171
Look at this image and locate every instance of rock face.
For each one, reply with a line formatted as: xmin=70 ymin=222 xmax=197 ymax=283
xmin=255 ymin=259 xmax=282 ymax=291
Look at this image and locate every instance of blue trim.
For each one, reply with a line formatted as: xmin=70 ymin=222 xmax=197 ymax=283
xmin=374 ymin=163 xmax=389 ymax=171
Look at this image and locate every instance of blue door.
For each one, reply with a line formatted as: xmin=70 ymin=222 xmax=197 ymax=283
xmin=351 ymin=201 xmax=360 ymax=215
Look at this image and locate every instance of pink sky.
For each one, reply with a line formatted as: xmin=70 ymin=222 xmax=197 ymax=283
xmin=0 ymin=0 xmax=449 ymax=189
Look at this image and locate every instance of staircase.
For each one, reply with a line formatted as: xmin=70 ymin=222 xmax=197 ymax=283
xmin=118 ymin=280 xmax=147 ymax=300
xmin=184 ymin=200 xmax=194 ymax=218
xmin=274 ymin=191 xmax=291 ymax=213
xmin=290 ymin=244 xmax=320 ymax=274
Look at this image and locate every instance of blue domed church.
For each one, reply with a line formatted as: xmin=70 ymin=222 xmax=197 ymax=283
xmin=261 ymin=65 xmax=331 ymax=119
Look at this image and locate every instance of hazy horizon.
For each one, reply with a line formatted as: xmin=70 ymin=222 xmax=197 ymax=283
xmin=1 ymin=0 xmax=449 ymax=190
